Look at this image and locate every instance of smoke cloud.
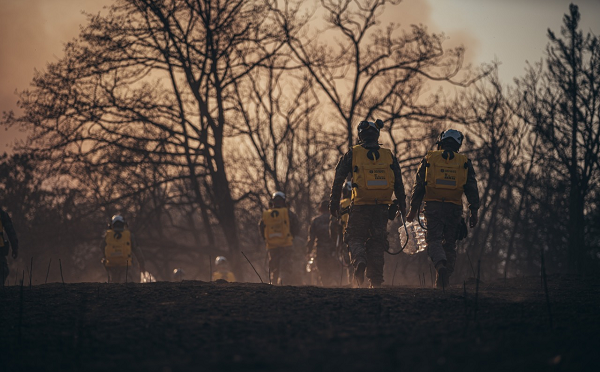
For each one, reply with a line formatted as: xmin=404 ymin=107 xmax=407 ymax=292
xmin=0 ymin=0 xmax=111 ymax=149
xmin=0 ymin=0 xmax=479 ymax=150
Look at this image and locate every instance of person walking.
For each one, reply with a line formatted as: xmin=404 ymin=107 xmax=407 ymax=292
xmin=329 ymin=120 xmax=407 ymax=288
xmin=405 ymin=129 xmax=480 ymax=288
xmin=101 ymin=215 xmax=146 ymax=283
xmin=259 ymin=192 xmax=300 ymax=285
xmin=307 ymin=201 xmax=338 ymax=286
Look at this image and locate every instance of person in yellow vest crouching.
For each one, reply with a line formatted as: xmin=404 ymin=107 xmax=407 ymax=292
xmin=329 ymin=120 xmax=407 ymax=288
xmin=101 ymin=215 xmax=146 ymax=283
xmin=212 ymin=256 xmax=236 ymax=282
xmin=259 ymin=192 xmax=300 ymax=285
xmin=406 ymin=129 xmax=480 ymax=288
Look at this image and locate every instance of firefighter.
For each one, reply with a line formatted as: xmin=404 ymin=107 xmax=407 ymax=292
xmin=212 ymin=256 xmax=236 ymax=282
xmin=329 ymin=120 xmax=407 ymax=288
xmin=330 ymin=181 xmax=353 ymax=284
xmin=1 ymin=208 xmax=19 ymax=285
xmin=259 ymin=192 xmax=300 ymax=285
xmin=406 ymin=129 xmax=480 ymax=288
xmin=306 ymin=201 xmax=338 ymax=286
xmin=101 ymin=215 xmax=146 ymax=283
xmin=172 ymin=268 xmax=185 ymax=282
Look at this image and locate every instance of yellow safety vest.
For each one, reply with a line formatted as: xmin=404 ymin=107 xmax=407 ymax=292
xmin=351 ymin=145 xmax=395 ymax=205
xmin=263 ymin=207 xmax=294 ymax=249
xmin=424 ymin=150 xmax=469 ymax=205
xmin=340 ymin=198 xmax=351 ymax=232
xmin=213 ymin=271 xmax=236 ymax=282
xmin=104 ymin=229 xmax=132 ymax=267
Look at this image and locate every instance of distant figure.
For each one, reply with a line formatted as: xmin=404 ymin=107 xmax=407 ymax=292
xmin=259 ymin=192 xmax=300 ymax=285
xmin=101 ymin=215 xmax=146 ymax=283
xmin=306 ymin=201 xmax=338 ymax=286
xmin=406 ymin=129 xmax=480 ymax=288
xmin=173 ymin=268 xmax=185 ymax=282
xmin=330 ymin=181 xmax=353 ymax=284
xmin=329 ymin=120 xmax=407 ymax=288
xmin=212 ymin=256 xmax=236 ymax=282
xmin=1 ymin=208 xmax=19 ymax=285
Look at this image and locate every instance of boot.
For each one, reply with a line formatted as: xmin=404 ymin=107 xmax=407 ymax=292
xmin=354 ymin=261 xmax=366 ymax=287
xmin=435 ymin=261 xmax=449 ymax=289
xmin=369 ymin=281 xmax=382 ymax=288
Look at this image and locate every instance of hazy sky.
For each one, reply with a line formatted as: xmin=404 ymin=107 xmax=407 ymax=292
xmin=1 ymin=0 xmax=599 ymax=150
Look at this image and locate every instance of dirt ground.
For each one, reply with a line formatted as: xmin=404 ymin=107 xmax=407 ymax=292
xmin=0 ymin=274 xmax=598 ymax=372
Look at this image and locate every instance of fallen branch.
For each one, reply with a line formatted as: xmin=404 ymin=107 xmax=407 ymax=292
xmin=45 ymin=259 xmax=51 ymax=284
xmin=241 ymin=251 xmax=263 ymax=283
xmin=59 ymin=259 xmax=65 ymax=285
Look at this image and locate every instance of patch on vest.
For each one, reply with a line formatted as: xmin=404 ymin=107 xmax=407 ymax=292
xmin=366 ymin=169 xmax=389 ymax=188
xmin=436 ymin=167 xmax=458 ymax=188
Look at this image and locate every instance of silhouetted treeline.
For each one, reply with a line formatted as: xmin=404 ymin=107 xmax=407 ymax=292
xmin=1 ymin=1 xmax=598 ymax=283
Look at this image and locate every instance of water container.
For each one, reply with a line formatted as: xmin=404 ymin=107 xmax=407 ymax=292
xmin=140 ymin=271 xmax=156 ymax=283
xmin=398 ymin=216 xmax=427 ymax=254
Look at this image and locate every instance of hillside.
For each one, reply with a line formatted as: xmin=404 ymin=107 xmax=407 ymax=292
xmin=0 ymin=275 xmax=598 ymax=371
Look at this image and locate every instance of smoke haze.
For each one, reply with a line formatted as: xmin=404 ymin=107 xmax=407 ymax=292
xmin=0 ymin=0 xmax=111 ymax=150
xmin=0 ymin=0 xmax=488 ymax=150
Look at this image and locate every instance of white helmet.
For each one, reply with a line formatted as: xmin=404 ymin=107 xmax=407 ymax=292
xmin=111 ymin=215 xmax=125 ymax=226
xmin=439 ymin=129 xmax=464 ymax=145
xmin=215 ymin=256 xmax=228 ymax=266
xmin=271 ymin=191 xmax=286 ymax=200
xmin=344 ymin=181 xmax=352 ymax=192
xmin=173 ymin=268 xmax=184 ymax=281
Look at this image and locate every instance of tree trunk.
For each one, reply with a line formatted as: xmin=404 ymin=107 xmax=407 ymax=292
xmin=568 ymin=20 xmax=581 ymax=274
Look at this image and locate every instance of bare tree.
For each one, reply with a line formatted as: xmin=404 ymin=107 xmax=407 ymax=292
xmin=274 ymin=0 xmax=480 ymax=152
xmin=518 ymin=4 xmax=600 ymax=273
xmin=3 ymin=0 xmax=306 ymax=278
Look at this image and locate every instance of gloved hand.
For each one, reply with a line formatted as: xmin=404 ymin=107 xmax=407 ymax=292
xmin=329 ymin=200 xmax=340 ymax=218
xmin=405 ymin=208 xmax=417 ymax=223
xmin=469 ymin=209 xmax=478 ymax=228
xmin=388 ymin=202 xmax=399 ymax=220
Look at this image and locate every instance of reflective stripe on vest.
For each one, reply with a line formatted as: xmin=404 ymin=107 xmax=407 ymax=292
xmin=351 ymin=145 xmax=395 ymax=205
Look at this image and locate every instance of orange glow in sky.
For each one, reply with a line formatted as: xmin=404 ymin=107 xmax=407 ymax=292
xmin=1 ymin=0 xmax=599 ymax=151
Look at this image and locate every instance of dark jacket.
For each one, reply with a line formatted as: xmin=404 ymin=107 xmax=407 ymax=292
xmin=306 ymin=213 xmax=335 ymax=254
xmin=0 ymin=209 xmax=19 ymax=254
xmin=409 ymin=150 xmax=480 ymax=212
xmin=329 ymin=141 xmax=406 ymax=209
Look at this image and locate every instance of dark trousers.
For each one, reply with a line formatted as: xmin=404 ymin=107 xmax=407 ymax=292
xmin=105 ymin=265 xmax=137 ymax=283
xmin=316 ymin=246 xmax=339 ymax=286
xmin=424 ymin=201 xmax=463 ymax=276
xmin=1 ymin=255 xmax=8 ymax=285
xmin=268 ymin=246 xmax=293 ymax=285
xmin=345 ymin=204 xmax=389 ymax=285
